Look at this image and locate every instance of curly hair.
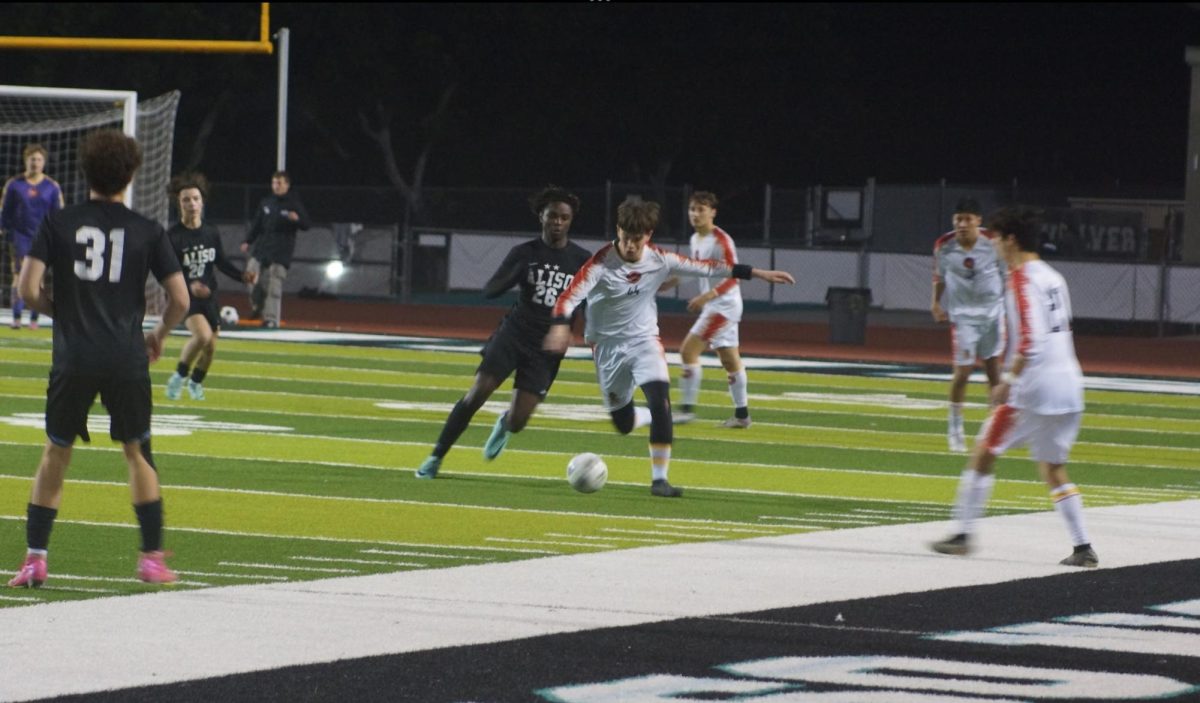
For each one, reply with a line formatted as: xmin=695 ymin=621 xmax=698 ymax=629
xmin=168 ymin=171 xmax=210 ymax=201
xmin=528 ymin=185 xmax=581 ymax=217
xmin=79 ymin=129 xmax=141 ymax=197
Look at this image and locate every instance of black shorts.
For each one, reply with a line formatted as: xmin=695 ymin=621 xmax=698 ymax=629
xmin=187 ymin=295 xmax=220 ymax=331
xmin=477 ymin=325 xmax=564 ymax=398
xmin=45 ymin=371 xmax=152 ymax=446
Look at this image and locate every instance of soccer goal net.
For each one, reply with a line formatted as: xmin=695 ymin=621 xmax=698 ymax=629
xmin=0 ymin=86 xmax=181 ymax=313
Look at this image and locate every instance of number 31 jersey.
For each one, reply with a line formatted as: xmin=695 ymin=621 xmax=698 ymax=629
xmin=31 ymin=200 xmax=181 ymax=378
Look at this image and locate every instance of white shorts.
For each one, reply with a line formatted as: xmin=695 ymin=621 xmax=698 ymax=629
xmin=687 ymin=308 xmax=740 ymax=349
xmin=977 ymin=404 xmax=1082 ymax=465
xmin=951 ymin=316 xmax=1004 ymax=367
xmin=592 ymin=336 xmax=670 ymax=411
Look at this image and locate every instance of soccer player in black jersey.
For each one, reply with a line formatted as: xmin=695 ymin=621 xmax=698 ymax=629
xmin=164 ymin=173 xmax=257 ymax=401
xmin=415 ymin=186 xmax=593 ymax=479
xmin=7 ymin=129 xmax=189 ymax=588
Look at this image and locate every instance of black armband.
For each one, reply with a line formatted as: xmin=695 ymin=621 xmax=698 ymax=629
xmin=731 ymin=263 xmax=753 ymax=280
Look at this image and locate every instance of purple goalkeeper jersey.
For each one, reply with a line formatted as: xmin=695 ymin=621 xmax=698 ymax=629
xmin=1 ymin=175 xmax=63 ymax=244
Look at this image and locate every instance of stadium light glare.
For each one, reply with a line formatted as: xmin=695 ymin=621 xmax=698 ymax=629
xmin=325 ymin=260 xmax=345 ymax=280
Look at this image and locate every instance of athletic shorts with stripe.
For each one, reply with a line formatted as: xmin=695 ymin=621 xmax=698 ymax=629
xmin=592 ymin=336 xmax=670 ymax=411
xmin=687 ymin=308 xmax=740 ymax=349
xmin=977 ymin=403 xmax=1082 ymax=465
xmin=951 ymin=315 xmax=1004 ymax=367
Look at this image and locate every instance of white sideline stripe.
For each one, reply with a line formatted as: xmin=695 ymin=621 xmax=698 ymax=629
xmin=648 ymin=524 xmax=788 ymax=535
xmin=543 ymin=532 xmax=671 ymax=545
xmin=2 ymin=499 xmax=1198 ymax=701
xmin=359 ymin=549 xmax=505 ymax=559
xmin=175 ymin=570 xmax=290 ymax=582
xmin=36 ymin=585 xmax=122 ymax=594
xmin=217 ymin=561 xmax=358 ymax=574
xmin=484 ymin=537 xmax=595 ymax=550
xmin=0 ymin=594 xmax=39 ymax=602
xmin=290 ymin=556 xmax=427 ymax=568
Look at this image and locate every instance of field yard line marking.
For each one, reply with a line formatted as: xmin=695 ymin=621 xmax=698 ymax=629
xmin=175 ymin=570 xmax=290 ymax=581
xmin=289 ymin=556 xmax=427 ymax=567
xmin=357 ymin=548 xmax=511 ymax=558
xmin=36 ymin=585 xmax=122 ymax=594
xmin=542 ymin=532 xmax=671 ymax=544
xmin=484 ymin=537 xmax=604 ymax=549
xmin=217 ymin=561 xmax=359 ymax=574
xmin=0 ymin=594 xmax=39 ymax=602
xmin=0 ymin=514 xmax=547 ymax=553
xmin=645 ymin=525 xmax=785 ymax=535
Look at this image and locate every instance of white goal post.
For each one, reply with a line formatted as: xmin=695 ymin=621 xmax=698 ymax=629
xmin=0 ymin=85 xmax=181 ymax=313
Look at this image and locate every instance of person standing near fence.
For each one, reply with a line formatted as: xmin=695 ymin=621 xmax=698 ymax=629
xmin=931 ymin=198 xmax=1005 ymax=452
xmin=1 ymin=144 xmax=63 ymax=330
xmin=660 ymin=191 xmax=753 ymax=428
xmin=240 ymin=171 xmax=310 ymax=328
xmin=931 ymin=207 xmax=1096 ymax=568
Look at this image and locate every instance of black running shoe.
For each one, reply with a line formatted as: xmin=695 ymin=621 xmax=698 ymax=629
xmin=650 ymin=479 xmax=683 ymax=498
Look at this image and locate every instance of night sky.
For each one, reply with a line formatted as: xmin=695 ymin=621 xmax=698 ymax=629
xmin=2 ymin=3 xmax=1199 ymax=192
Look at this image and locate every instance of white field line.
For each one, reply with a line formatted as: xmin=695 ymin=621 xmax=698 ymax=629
xmin=359 ymin=549 xmax=496 ymax=560
xmin=0 ymin=514 xmax=558 ymax=555
xmin=484 ymin=537 xmax=606 ymax=549
xmin=51 ymin=573 xmax=208 ymax=587
xmin=217 ymin=561 xmax=358 ymax=574
xmin=289 ymin=556 xmax=428 ymax=568
xmin=604 ymin=528 xmax=747 ymax=540
xmin=175 ymin=570 xmax=290 ymax=581
xmin=0 ymin=594 xmax=39 ymax=602
xmin=649 ymin=524 xmax=786 ymax=535
xmin=542 ymin=532 xmax=671 ymax=545
xmin=37 ymin=585 xmax=122 ymax=594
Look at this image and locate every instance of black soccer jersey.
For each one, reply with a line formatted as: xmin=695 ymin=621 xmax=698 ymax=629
xmin=167 ymin=221 xmax=244 ymax=294
xmin=30 ymin=200 xmax=181 ymax=378
xmin=483 ymin=238 xmax=592 ymax=337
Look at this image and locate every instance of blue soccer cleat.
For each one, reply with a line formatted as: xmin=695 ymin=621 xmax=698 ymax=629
xmin=482 ymin=413 xmax=511 ymax=461
xmin=415 ymin=455 xmax=442 ymax=479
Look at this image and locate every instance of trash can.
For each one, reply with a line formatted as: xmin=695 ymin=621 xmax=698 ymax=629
xmin=825 ymin=287 xmax=872 ymax=345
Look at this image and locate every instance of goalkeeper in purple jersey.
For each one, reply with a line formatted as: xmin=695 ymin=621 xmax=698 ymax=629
xmin=1 ymin=144 xmax=63 ymax=329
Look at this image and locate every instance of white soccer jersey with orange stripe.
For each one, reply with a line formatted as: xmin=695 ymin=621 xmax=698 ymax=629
xmin=1005 ymin=259 xmax=1084 ymax=414
xmin=554 ymin=242 xmax=736 ymax=343
xmin=691 ymin=226 xmax=743 ymax=320
xmin=933 ymin=229 xmax=1005 ymax=322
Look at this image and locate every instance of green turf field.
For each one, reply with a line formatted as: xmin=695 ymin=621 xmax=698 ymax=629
xmin=1 ymin=328 xmax=1197 ymax=607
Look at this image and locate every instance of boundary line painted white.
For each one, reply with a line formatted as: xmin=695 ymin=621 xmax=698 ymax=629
xmin=1 ymin=499 xmax=1197 ymax=702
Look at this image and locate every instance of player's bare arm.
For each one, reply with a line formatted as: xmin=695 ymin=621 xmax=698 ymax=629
xmin=932 ymin=280 xmax=948 ymax=322
xmin=543 ymin=324 xmax=571 ymax=354
xmin=658 ymin=276 xmax=680 ymax=292
xmin=751 ymin=268 xmax=795 ymax=285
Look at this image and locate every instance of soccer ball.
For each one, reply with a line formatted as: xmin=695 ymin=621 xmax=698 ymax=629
xmin=219 ymin=306 xmax=240 ymax=327
xmin=566 ymin=452 xmax=607 ymax=494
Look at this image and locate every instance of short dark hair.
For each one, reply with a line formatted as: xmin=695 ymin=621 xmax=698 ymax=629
xmin=529 ymin=184 xmax=580 ymax=217
xmin=617 ymin=198 xmax=660 ymax=234
xmin=987 ymin=207 xmax=1041 ymax=252
xmin=272 ymin=170 xmax=290 ymax=183
xmin=168 ymin=171 xmax=209 ymax=201
xmin=954 ymin=198 xmax=982 ymax=216
xmin=80 ymin=129 xmax=142 ymax=197
xmin=689 ymin=191 xmax=719 ymax=208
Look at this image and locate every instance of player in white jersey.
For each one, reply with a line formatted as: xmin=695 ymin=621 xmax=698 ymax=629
xmin=931 ymin=198 xmax=1006 ymax=452
xmin=931 ymin=207 xmax=1096 ymax=568
xmin=545 ymin=199 xmax=794 ymax=497
xmin=660 ymin=191 xmax=752 ymax=428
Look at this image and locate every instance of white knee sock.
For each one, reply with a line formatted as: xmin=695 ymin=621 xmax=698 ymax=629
xmin=650 ymin=444 xmax=671 ymax=481
xmin=679 ymin=364 xmax=702 ymax=407
xmin=952 ymin=469 xmax=994 ymax=535
xmin=1052 ymin=484 xmax=1090 ymax=546
xmin=728 ymin=369 xmax=748 ymax=409
xmin=949 ymin=402 xmax=964 ymax=436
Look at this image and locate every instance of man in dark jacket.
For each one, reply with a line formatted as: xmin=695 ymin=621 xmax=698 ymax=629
xmin=240 ymin=171 xmax=310 ymax=328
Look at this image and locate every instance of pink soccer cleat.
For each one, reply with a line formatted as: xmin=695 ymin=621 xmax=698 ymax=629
xmin=8 ymin=554 xmax=48 ymax=588
xmin=137 ymin=551 xmax=178 ymax=584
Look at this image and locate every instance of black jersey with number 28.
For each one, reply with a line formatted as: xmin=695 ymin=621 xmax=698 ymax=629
xmin=30 ymin=200 xmax=182 ymax=378
xmin=168 ymin=221 xmax=244 ymax=292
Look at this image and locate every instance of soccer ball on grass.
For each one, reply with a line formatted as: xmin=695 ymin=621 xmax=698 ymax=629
xmin=567 ymin=452 xmax=607 ymax=494
xmin=219 ymin=306 xmax=240 ymax=328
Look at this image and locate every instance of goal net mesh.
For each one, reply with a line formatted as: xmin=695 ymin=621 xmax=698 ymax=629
xmin=0 ymin=90 xmax=181 ymax=314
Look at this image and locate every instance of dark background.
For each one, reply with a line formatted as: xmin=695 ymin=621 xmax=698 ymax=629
xmin=2 ymin=3 xmax=1199 ymax=192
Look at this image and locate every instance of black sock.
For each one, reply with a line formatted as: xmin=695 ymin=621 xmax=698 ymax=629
xmin=26 ymin=503 xmax=58 ymax=551
xmin=191 ymin=367 xmax=208 ymax=384
xmin=176 ymin=362 xmax=189 ymax=378
xmin=433 ymin=399 xmax=475 ymax=458
xmin=680 ymin=404 xmax=694 ymax=413
xmin=735 ymin=406 xmax=749 ymax=420
xmin=1074 ymin=543 xmax=1092 ymax=553
xmin=134 ymin=500 xmax=164 ymax=552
